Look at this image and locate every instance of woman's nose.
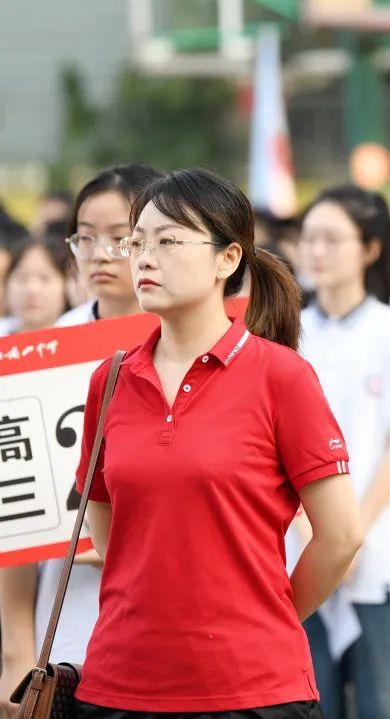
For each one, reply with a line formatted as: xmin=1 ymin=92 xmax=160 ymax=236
xmin=137 ymin=244 xmax=157 ymax=269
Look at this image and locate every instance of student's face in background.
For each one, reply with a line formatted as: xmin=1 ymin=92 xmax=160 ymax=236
xmin=75 ymin=191 xmax=135 ymax=301
xmin=299 ymin=201 xmax=377 ymax=293
xmin=6 ymin=246 xmax=67 ymax=330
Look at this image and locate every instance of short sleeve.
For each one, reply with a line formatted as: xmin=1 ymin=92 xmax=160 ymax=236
xmin=75 ymin=358 xmax=112 ymax=502
xmin=275 ymin=360 xmax=350 ymax=492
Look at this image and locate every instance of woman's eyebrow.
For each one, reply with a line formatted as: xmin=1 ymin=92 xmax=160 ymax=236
xmin=134 ymin=223 xmax=183 ymax=234
xmin=78 ymin=221 xmax=129 ymax=229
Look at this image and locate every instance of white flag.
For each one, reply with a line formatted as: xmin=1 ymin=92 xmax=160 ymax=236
xmin=249 ymin=24 xmax=297 ymax=217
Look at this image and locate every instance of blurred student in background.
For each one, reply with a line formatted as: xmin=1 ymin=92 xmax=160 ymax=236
xmin=240 ymin=210 xmax=300 ymax=298
xmin=30 ymin=189 xmax=74 ymax=237
xmin=0 ymin=235 xmax=70 ymax=336
xmin=0 ymin=163 xmax=162 ymax=719
xmin=287 ymin=185 xmax=390 ymax=719
xmin=0 ymin=209 xmax=28 ymax=320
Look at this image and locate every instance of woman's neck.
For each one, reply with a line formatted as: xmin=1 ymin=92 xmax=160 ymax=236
xmin=316 ymin=281 xmax=367 ymax=319
xmin=97 ymin=294 xmax=140 ymax=320
xmin=157 ymin=301 xmax=232 ymax=364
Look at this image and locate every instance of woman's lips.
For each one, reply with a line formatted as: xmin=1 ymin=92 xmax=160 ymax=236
xmin=90 ymin=272 xmax=116 ymax=282
xmin=137 ymin=279 xmax=160 ymax=288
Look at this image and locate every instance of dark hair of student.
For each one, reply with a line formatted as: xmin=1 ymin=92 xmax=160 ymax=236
xmin=0 ymin=211 xmax=28 ymax=251
xmin=130 ymin=168 xmax=302 ymax=350
xmin=304 ymin=184 xmax=390 ymax=304
xmin=6 ymin=234 xmax=71 ymax=288
xmin=254 ymin=209 xmax=300 ymax=244
xmin=68 ymin=164 xmax=163 ymax=236
xmin=42 ymin=189 xmax=74 ymax=208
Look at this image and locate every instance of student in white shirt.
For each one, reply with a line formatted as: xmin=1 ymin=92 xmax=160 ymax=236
xmin=288 ymin=185 xmax=390 ymax=719
xmin=0 ymin=163 xmax=161 ymax=718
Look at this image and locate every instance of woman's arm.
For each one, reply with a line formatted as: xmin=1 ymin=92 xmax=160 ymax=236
xmin=86 ymin=501 xmax=112 ymax=561
xmin=0 ymin=564 xmax=38 ymax=717
xmin=290 ymin=474 xmax=363 ymax=622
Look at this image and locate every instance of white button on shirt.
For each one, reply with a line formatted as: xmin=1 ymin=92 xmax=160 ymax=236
xmin=183 ymin=384 xmax=192 ymax=393
xmin=202 ymin=355 xmax=209 ymax=363
xmin=166 ymin=415 xmax=173 ymax=423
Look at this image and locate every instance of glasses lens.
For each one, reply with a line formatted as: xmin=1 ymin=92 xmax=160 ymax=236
xmin=71 ymin=234 xmax=94 ymax=259
xmin=123 ymin=236 xmax=178 ymax=257
xmin=105 ymin=238 xmax=124 ymax=258
xmin=158 ymin=237 xmax=177 ymax=254
xmin=128 ymin=239 xmax=143 ymax=256
xmin=119 ymin=237 xmax=130 ymax=258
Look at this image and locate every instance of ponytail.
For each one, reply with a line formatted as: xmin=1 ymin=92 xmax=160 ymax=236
xmin=245 ymin=248 xmax=302 ymax=350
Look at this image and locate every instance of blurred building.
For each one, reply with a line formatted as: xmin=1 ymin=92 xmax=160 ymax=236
xmin=0 ymin=0 xmax=129 ymax=163
xmin=0 ymin=0 xmax=388 ymax=187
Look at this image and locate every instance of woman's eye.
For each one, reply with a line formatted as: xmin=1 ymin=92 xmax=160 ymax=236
xmin=78 ymin=235 xmax=93 ymax=244
xmin=130 ymin=239 xmax=142 ymax=248
xmin=159 ymin=237 xmax=176 ymax=246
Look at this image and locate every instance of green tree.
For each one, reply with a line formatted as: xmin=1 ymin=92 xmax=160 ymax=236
xmin=52 ymin=67 xmax=246 ymax=185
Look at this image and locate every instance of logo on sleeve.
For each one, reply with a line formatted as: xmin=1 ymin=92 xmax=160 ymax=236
xmin=329 ymin=438 xmax=343 ymax=451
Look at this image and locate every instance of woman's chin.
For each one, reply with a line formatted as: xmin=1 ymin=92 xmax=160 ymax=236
xmin=138 ymin=296 xmax=162 ymax=313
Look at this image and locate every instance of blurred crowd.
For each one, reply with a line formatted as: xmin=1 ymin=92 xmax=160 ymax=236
xmin=0 ymin=163 xmax=389 ymax=719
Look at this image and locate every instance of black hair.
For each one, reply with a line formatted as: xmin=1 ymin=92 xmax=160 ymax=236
xmin=0 ymin=210 xmax=29 ymax=251
xmin=42 ymin=189 xmax=74 ymax=207
xmin=68 ymin=163 xmax=163 ymax=236
xmin=305 ymin=184 xmax=390 ymax=303
xmin=6 ymin=235 xmax=71 ymax=282
xmin=130 ymin=168 xmax=301 ymax=349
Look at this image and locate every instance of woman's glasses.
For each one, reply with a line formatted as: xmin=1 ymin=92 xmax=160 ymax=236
xmin=119 ymin=236 xmax=225 ymax=258
xmin=66 ymin=234 xmax=125 ymax=260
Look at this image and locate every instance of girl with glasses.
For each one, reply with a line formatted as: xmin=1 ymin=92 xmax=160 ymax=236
xmin=58 ymin=164 xmax=161 ymax=327
xmin=73 ymin=169 xmax=362 ymax=719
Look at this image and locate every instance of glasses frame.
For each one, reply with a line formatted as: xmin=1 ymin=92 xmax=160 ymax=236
xmin=65 ymin=233 xmax=127 ymax=260
xmin=119 ymin=236 xmax=226 ymax=258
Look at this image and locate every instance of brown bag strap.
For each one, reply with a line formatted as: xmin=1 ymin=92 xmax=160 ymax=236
xmin=36 ymin=350 xmax=126 ymax=671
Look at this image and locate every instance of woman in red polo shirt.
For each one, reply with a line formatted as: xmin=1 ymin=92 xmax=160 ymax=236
xmin=74 ymin=169 xmax=363 ymax=719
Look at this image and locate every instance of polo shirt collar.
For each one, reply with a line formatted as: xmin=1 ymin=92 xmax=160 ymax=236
xmin=209 ymin=317 xmax=251 ymax=367
xmin=312 ymin=295 xmax=373 ymax=327
xmin=123 ymin=316 xmax=251 ymax=372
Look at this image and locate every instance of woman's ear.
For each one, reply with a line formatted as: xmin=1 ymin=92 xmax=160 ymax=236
xmin=364 ymin=237 xmax=382 ymax=268
xmin=216 ymin=243 xmax=242 ymax=279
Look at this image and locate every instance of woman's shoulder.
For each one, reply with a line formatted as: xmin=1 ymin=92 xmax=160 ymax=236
xmin=251 ymin=334 xmax=310 ymax=385
xmin=365 ymin=296 xmax=390 ymax=321
xmin=90 ymin=345 xmax=142 ymax=392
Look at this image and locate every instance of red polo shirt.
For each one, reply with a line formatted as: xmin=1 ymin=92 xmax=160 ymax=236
xmin=75 ymin=317 xmax=349 ymax=712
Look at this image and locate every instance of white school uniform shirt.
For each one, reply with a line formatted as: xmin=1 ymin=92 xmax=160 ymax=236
xmin=0 ymin=316 xmax=20 ymax=336
xmin=286 ymin=296 xmax=390 ymax=605
xmin=35 ymin=299 xmax=100 ymax=663
xmin=55 ymin=299 xmax=97 ymax=327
